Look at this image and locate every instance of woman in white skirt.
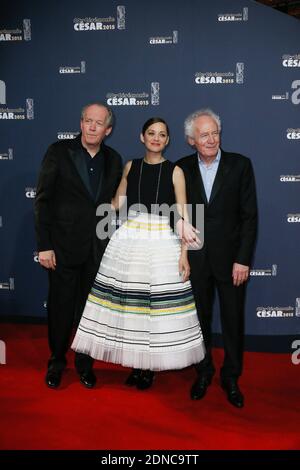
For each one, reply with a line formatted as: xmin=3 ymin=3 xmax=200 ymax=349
xmin=72 ymin=117 xmax=205 ymax=389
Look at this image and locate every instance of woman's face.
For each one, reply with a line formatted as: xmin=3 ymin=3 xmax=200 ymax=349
xmin=141 ymin=122 xmax=169 ymax=153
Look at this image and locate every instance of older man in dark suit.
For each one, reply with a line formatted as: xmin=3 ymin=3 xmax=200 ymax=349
xmin=35 ymin=102 xmax=122 ymax=389
xmin=177 ymin=109 xmax=257 ymax=408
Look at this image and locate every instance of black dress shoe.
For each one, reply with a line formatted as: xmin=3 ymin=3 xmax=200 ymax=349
xmin=136 ymin=370 xmax=154 ymax=390
xmin=79 ymin=370 xmax=97 ymax=389
xmin=221 ymin=378 xmax=244 ymax=408
xmin=45 ymin=370 xmax=62 ymax=389
xmin=190 ymin=375 xmax=212 ymax=400
xmin=125 ymin=368 xmax=142 ymax=386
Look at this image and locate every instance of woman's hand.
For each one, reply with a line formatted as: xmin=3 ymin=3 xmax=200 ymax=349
xmin=179 ymin=252 xmax=190 ymax=282
xmin=176 ymin=219 xmax=201 ymax=249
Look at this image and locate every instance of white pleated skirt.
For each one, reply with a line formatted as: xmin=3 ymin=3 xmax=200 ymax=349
xmin=72 ymin=212 xmax=205 ymax=371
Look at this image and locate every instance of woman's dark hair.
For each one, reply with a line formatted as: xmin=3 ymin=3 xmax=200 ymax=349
xmin=142 ymin=117 xmax=170 ymax=136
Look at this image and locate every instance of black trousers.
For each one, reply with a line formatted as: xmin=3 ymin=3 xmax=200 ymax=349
xmin=47 ymin=247 xmax=103 ymax=373
xmin=190 ymin=259 xmax=245 ymax=380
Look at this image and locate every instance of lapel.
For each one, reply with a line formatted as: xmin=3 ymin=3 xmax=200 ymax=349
xmin=208 ymin=150 xmax=231 ymax=204
xmin=95 ymin=142 xmax=112 ymax=203
xmin=190 ymin=153 xmax=208 ymax=205
xmin=94 ymin=146 xmax=106 ymax=202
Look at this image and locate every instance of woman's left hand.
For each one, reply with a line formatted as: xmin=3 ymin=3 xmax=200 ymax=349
xmin=176 ymin=219 xmax=201 ymax=249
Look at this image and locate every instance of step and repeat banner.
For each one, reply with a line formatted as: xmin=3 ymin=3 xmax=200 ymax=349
xmin=0 ymin=0 xmax=299 ymax=348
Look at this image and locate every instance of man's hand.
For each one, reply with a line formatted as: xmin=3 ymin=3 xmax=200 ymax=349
xmin=176 ymin=219 xmax=201 ymax=249
xmin=38 ymin=250 xmax=56 ymax=270
xmin=232 ymin=263 xmax=249 ymax=286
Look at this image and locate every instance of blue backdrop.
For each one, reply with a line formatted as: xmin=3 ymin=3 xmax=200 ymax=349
xmin=1 ymin=0 xmax=299 ymax=350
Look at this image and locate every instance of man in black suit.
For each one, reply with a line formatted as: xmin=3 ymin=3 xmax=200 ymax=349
xmin=177 ymin=109 xmax=257 ymax=408
xmin=35 ymin=102 xmax=122 ymax=389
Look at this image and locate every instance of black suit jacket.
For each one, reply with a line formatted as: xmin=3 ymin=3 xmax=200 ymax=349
xmin=177 ymin=150 xmax=257 ymax=279
xmin=35 ymin=135 xmax=122 ymax=265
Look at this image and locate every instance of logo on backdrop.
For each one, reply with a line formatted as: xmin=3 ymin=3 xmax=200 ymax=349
xmin=272 ymin=80 xmax=300 ymax=104
xmin=0 ymin=278 xmax=15 ymax=290
xmin=217 ymin=7 xmax=248 ymax=22
xmin=0 ymin=80 xmax=6 ymax=104
xmin=280 ymin=175 xmax=300 ymax=182
xmin=59 ymin=61 xmax=86 ymax=74
xmin=0 ymin=19 xmax=31 ymax=41
xmin=0 ymin=148 xmax=13 ymax=160
xmin=250 ymin=264 xmax=277 ymax=277
xmin=287 ymin=213 xmax=300 ymax=223
xmin=282 ymin=54 xmax=300 ymax=67
xmin=106 ymin=82 xmax=160 ymax=106
xmin=295 ymin=298 xmax=300 ymax=317
xmin=57 ymin=131 xmax=79 ymax=140
xmin=287 ymin=128 xmax=300 ymax=139
xmin=295 ymin=297 xmax=300 ymax=318
xmin=117 ymin=5 xmax=126 ymax=30
xmin=73 ymin=5 xmax=126 ymax=31
xmin=0 ymin=84 xmax=34 ymax=120
xmin=33 ymin=251 xmax=39 ymax=263
xmin=25 ymin=187 xmax=36 ymax=198
xmin=149 ymin=30 xmax=178 ymax=45
xmin=26 ymin=99 xmax=34 ymax=119
xmin=195 ymin=63 xmax=244 ymax=84
xmin=256 ymin=306 xmax=294 ymax=318
xmin=272 ymin=92 xmax=289 ymax=101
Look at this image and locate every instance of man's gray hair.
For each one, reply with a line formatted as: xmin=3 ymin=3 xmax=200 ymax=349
xmin=184 ymin=108 xmax=221 ymax=138
xmin=81 ymin=102 xmax=114 ymax=127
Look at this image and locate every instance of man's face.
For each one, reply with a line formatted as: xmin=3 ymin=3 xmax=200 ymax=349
xmin=80 ymin=105 xmax=112 ymax=148
xmin=188 ymin=115 xmax=220 ymax=159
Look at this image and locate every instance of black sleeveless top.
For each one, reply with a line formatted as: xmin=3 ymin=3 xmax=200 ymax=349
xmin=127 ymin=158 xmax=176 ymax=215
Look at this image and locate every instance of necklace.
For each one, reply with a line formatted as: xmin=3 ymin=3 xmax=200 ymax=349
xmin=143 ymin=156 xmax=165 ymax=164
xmin=138 ymin=158 xmax=163 ymax=214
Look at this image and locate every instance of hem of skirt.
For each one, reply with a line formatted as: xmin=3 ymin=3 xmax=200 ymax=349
xmin=71 ymin=343 xmax=205 ymax=371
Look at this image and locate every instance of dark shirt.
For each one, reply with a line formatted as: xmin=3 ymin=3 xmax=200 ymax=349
xmin=82 ymin=145 xmax=104 ymax=200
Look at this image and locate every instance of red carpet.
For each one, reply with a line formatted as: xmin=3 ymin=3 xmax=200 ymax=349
xmin=0 ymin=324 xmax=299 ymax=450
